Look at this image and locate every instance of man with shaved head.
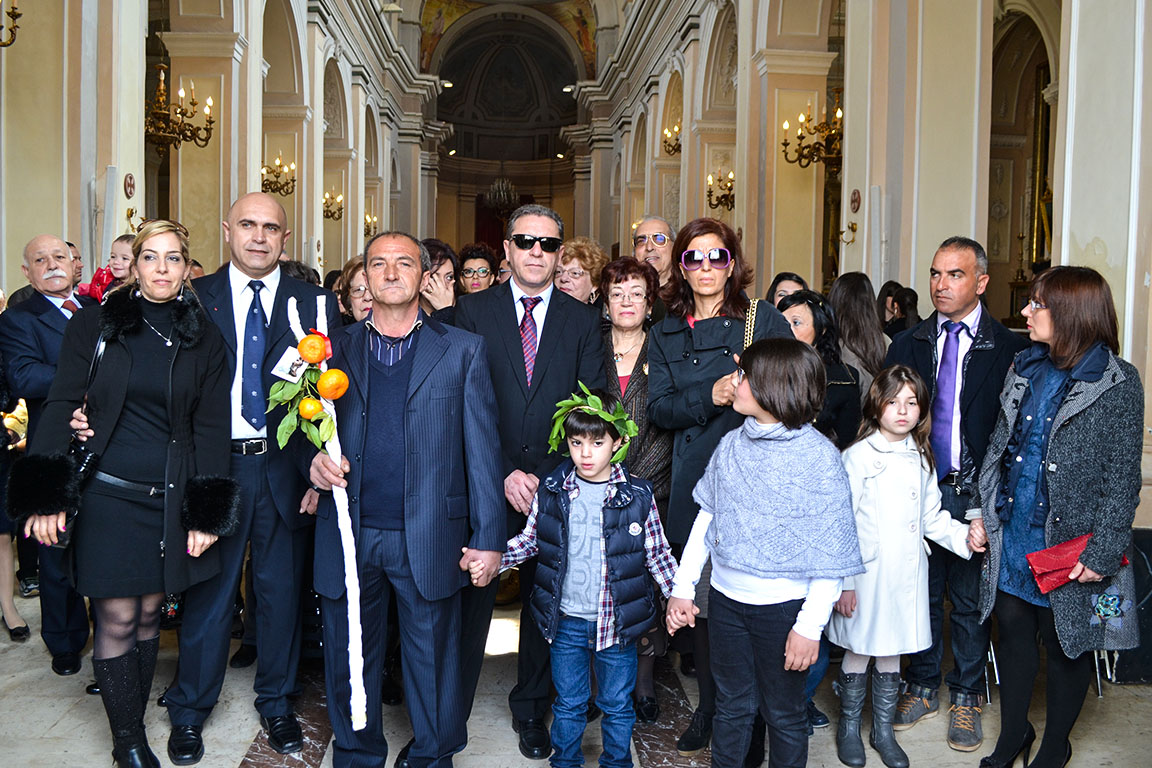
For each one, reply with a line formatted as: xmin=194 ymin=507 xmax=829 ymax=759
xmin=0 ymin=234 xmax=96 ymax=678
xmin=164 ymin=193 xmax=340 ymax=765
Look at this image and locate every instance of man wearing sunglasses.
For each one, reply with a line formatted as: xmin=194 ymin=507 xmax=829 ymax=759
xmin=632 ymin=215 xmax=675 ymax=287
xmin=454 ymin=204 xmax=606 ymax=760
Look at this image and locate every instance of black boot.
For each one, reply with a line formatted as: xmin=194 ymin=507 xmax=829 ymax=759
xmin=834 ymin=669 xmax=868 ymax=767
xmin=869 ymin=672 xmax=909 ymax=768
xmin=744 ymin=712 xmax=766 ymax=767
xmin=93 ymin=648 xmax=160 ymax=768
xmin=137 ymin=637 xmax=160 ymax=715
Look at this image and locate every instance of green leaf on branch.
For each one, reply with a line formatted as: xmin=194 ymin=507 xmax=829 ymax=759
xmin=301 ymin=419 xmax=323 ymax=450
xmin=276 ymin=408 xmax=298 ymax=449
xmin=319 ymin=414 xmax=336 ymax=443
xmin=305 ymin=367 xmax=321 ymax=384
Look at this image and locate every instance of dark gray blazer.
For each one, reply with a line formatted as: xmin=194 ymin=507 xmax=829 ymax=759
xmin=976 ymin=350 xmax=1142 ymax=658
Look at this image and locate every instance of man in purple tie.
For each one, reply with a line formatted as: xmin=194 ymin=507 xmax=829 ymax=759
xmin=884 ymin=236 xmax=1028 ymax=752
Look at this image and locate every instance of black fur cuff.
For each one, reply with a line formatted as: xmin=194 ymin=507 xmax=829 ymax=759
xmin=6 ymin=454 xmax=81 ymax=522
xmin=181 ymin=476 xmax=241 ymax=537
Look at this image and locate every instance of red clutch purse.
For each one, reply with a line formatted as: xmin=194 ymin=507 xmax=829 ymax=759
xmin=1025 ymin=534 xmax=1129 ymax=595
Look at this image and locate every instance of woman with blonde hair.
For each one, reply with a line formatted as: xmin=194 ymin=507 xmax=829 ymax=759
xmin=9 ymin=220 xmax=240 ymax=768
xmin=555 ymin=236 xmax=611 ymax=304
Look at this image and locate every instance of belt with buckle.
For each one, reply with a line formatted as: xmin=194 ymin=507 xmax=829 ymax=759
xmin=940 ymin=471 xmax=963 ymax=490
xmin=231 ymin=438 xmax=268 ymax=456
xmin=92 ymin=470 xmax=165 ymax=498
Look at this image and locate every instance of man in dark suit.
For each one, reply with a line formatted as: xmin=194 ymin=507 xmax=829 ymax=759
xmin=164 ymin=193 xmax=340 ymax=765
xmin=0 ymin=234 xmax=96 ymax=677
xmin=885 ymin=236 xmax=1028 ymax=752
xmin=308 ymin=231 xmax=504 ymax=768
xmin=454 ymin=204 xmax=606 ymax=759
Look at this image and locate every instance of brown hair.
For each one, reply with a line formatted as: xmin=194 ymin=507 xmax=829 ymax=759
xmin=828 ymin=272 xmax=887 ymax=375
xmin=740 ymin=337 xmax=825 ymax=429
xmin=1031 ymin=266 xmax=1119 ymax=369
xmin=338 ymin=256 xmax=365 ymax=311
xmin=598 ymin=258 xmax=660 ymax=308
xmin=664 ymin=217 xmax=753 ymax=320
xmin=857 ymin=365 xmax=935 ymax=473
xmin=562 ymin=236 xmax=611 ymax=287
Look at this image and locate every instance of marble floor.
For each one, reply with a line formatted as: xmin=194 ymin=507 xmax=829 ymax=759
xmin=1 ymin=594 xmax=1149 ymax=767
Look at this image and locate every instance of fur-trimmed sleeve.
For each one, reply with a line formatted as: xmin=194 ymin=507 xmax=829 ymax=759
xmin=6 ymin=454 xmax=81 ymax=521
xmin=181 ymin=475 xmax=241 ymax=537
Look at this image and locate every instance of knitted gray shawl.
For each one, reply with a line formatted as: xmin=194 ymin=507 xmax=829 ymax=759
xmin=693 ymin=418 xmax=864 ymax=580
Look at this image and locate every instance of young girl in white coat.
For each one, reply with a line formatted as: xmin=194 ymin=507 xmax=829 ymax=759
xmin=826 ymin=365 xmax=986 ymax=768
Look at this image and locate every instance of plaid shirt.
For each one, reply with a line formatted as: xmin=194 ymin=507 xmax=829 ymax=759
xmin=501 ymin=463 xmax=678 ymax=650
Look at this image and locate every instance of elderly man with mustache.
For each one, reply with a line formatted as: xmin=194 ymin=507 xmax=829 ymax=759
xmin=0 ymin=234 xmax=97 ymax=678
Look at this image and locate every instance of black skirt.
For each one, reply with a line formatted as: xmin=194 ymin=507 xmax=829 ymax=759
xmin=73 ymin=474 xmax=165 ymax=598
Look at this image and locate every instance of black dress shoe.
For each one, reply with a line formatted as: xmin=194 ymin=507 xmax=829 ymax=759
xmin=635 ymin=696 xmax=660 ymax=723
xmin=229 ymin=644 xmax=258 ymax=669
xmin=167 ymin=724 xmax=204 ymax=766
xmin=260 ymin=714 xmax=304 ymax=754
xmin=393 ymin=737 xmax=414 ymax=768
xmin=4 ymin=617 xmax=30 ymax=642
xmin=512 ymin=717 xmax=551 ymax=760
xmin=112 ymin=742 xmax=161 ymax=768
xmin=86 ymin=681 xmax=100 ymax=695
xmin=51 ymin=652 xmax=81 ymax=676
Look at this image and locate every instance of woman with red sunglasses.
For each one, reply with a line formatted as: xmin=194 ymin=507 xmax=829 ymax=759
xmin=647 ymin=217 xmax=792 ymax=760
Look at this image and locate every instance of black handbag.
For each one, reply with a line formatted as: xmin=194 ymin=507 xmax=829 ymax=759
xmin=52 ymin=337 xmax=106 ymax=549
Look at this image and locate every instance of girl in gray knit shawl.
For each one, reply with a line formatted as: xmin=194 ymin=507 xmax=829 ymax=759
xmin=667 ymin=338 xmax=864 ymax=768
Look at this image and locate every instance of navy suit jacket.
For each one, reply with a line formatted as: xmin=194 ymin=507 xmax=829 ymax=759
xmin=0 ymin=291 xmax=97 ymax=440
xmin=309 ymin=315 xmax=505 ymax=603
xmin=193 ymin=267 xmax=341 ymax=528
xmin=454 ymin=282 xmax=605 ymax=536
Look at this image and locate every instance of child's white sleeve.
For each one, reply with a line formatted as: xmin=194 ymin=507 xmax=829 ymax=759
xmin=793 ymin=578 xmax=843 ymax=641
xmin=670 ymin=510 xmax=713 ymax=600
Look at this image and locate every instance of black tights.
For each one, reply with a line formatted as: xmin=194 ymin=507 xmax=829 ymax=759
xmin=992 ymin=590 xmax=1093 ymax=768
xmin=91 ymin=593 xmax=164 ymax=660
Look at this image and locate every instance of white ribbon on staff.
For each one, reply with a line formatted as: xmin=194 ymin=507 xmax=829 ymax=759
xmin=287 ymin=296 xmax=368 ymax=730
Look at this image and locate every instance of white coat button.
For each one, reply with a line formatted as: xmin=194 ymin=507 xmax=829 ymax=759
xmin=1026 ymin=415 xmax=1032 ymax=421
xmin=1048 ymin=462 xmax=1057 ymax=471
xmin=909 ymin=523 xmax=916 ymax=532
xmin=910 ymin=490 xmax=918 ymax=499
xmin=874 ymin=460 xmax=883 ymax=468
xmin=1015 ymin=456 xmax=1023 ymax=462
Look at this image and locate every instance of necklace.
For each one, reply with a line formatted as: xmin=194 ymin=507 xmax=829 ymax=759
xmin=142 ymin=317 xmax=174 ymax=347
xmin=611 ymin=334 xmax=643 ymax=363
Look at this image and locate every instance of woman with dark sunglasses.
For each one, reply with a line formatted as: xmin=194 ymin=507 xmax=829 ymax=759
xmin=647 ymin=217 xmax=792 ymax=760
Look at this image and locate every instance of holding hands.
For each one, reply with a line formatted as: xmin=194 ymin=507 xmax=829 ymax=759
xmin=666 ymin=596 xmax=699 ymax=635
xmin=834 ymin=589 xmax=857 ymax=618
xmin=461 ymin=547 xmax=502 ymax=587
xmin=967 ymin=518 xmax=988 ymax=553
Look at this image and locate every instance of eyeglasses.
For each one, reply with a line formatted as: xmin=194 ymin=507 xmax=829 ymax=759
xmin=348 ymin=285 xmax=369 ymax=297
xmin=554 ymin=267 xmax=587 ymax=280
xmin=461 ymin=267 xmax=491 ymax=278
xmin=680 ymin=247 xmax=732 ymax=271
xmin=633 ymin=233 xmax=670 ymax=247
xmin=498 ymin=267 xmax=511 ymax=277
xmin=1024 ymin=298 xmax=1047 ymax=311
xmin=509 ymin=234 xmax=563 ymax=253
xmin=607 ymin=289 xmax=647 ymax=304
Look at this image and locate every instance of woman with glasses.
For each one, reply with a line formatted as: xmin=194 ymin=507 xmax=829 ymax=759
xmin=555 ymin=236 xmax=610 ymax=304
xmin=647 ymin=217 xmax=792 ymax=759
xmin=972 ymin=267 xmax=1141 ymax=768
xmin=338 ymin=256 xmax=372 ymax=323
xmin=599 ymin=258 xmax=674 ymax=724
xmin=10 ymin=220 xmax=239 ymax=768
xmin=457 ymin=242 xmax=500 ymax=295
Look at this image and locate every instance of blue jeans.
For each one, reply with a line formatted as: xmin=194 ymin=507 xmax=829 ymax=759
xmin=709 ymin=589 xmax=808 ymax=768
xmin=903 ymin=483 xmax=988 ymax=700
xmin=549 ymin=616 xmax=637 ymax=768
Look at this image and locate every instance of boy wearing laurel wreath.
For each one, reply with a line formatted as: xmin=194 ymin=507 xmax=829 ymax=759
xmin=470 ymin=385 xmax=677 ymax=768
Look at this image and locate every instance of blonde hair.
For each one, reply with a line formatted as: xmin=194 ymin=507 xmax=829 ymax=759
xmin=128 ymin=219 xmax=194 ymax=294
xmin=561 ymin=236 xmax=610 ymax=287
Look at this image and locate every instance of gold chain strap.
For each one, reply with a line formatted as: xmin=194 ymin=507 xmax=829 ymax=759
xmin=743 ymin=298 xmax=760 ymax=351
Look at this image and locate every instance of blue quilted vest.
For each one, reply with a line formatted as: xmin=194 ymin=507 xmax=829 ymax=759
xmin=529 ymin=460 xmax=658 ymax=647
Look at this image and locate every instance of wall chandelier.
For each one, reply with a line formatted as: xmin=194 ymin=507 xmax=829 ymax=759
xmin=1 ymin=0 xmax=20 ymax=49
xmin=144 ymin=64 xmax=214 ymax=156
xmin=323 ymin=190 xmax=344 ymax=220
xmin=662 ymin=124 xmax=681 ymax=155
xmin=780 ymin=92 xmax=843 ymax=175
xmin=261 ymin=155 xmax=296 ymax=196
xmin=364 ymin=213 xmax=379 ymax=238
xmin=707 ymin=170 xmax=735 ymax=211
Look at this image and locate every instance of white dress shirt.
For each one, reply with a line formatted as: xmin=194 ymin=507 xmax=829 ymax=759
xmin=509 ymin=279 xmax=554 ymax=341
xmin=45 ymin=292 xmax=83 ymax=318
xmin=934 ymin=302 xmax=982 ymax=472
xmin=228 ymin=264 xmax=281 ymax=440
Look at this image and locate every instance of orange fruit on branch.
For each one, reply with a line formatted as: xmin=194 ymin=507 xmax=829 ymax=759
xmin=317 ymin=369 xmax=350 ymax=400
xmin=298 ymin=397 xmax=324 ymax=420
xmin=298 ymin=334 xmax=328 ymax=364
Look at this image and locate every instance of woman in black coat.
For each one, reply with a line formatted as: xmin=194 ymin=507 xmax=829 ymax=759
xmin=777 ymin=291 xmax=862 ymax=449
xmin=973 ymin=267 xmax=1142 ymax=768
xmin=10 ymin=220 xmax=239 ymax=768
xmin=647 ymin=217 xmax=791 ymax=755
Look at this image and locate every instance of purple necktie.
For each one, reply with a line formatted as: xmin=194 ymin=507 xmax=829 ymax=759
xmin=520 ymin=296 xmax=542 ymax=386
xmin=931 ymin=320 xmax=964 ymax=479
